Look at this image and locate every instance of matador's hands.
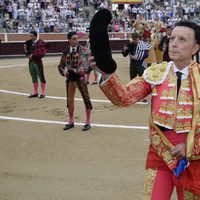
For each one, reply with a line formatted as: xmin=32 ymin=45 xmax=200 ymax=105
xmin=62 ymin=67 xmax=69 ymax=78
xmin=171 ymin=143 xmax=186 ymax=159
xmin=89 ymin=56 xmax=110 ymax=80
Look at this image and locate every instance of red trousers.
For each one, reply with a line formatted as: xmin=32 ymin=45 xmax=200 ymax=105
xmin=146 ymin=130 xmax=186 ymax=199
xmin=151 ymin=167 xmax=183 ymax=200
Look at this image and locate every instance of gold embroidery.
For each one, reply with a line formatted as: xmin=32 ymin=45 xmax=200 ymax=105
xmin=150 ymin=122 xmax=178 ymax=170
xmin=185 ymin=122 xmax=192 ymax=130
xmin=196 ymin=128 xmax=200 ymax=133
xmin=179 ymin=92 xmax=193 ymax=104
xmin=152 ymin=71 xmax=193 ymax=132
xmin=177 ymin=108 xmax=192 ymax=118
xmin=166 ymin=118 xmax=172 ymax=125
xmin=152 ymin=87 xmax=158 ymax=96
xmin=185 ymin=108 xmax=193 ymax=117
xmin=161 ymin=90 xmax=168 ymax=97
xmin=152 ymin=111 xmax=174 ymax=128
xmin=177 ymin=109 xmax=184 ymax=116
xmin=144 ymin=169 xmax=157 ymax=200
xmin=160 ymin=89 xmax=176 ymax=99
xmin=160 ymin=102 xmax=175 ymax=114
xmin=144 ymin=62 xmax=168 ymax=83
xmin=168 ymin=69 xmax=176 ymax=84
xmin=175 ymin=121 xmax=192 ymax=132
xmin=193 ymin=127 xmax=200 ymax=156
xmin=189 ymin=61 xmax=200 ymax=98
xmin=184 ymin=190 xmax=200 ymax=200
xmin=182 ymin=79 xmax=191 ymax=90
xmin=126 ymin=76 xmax=144 ymax=86
xmin=160 ymin=102 xmax=167 ymax=112
xmin=179 ymin=93 xmax=187 ymax=101
xmin=198 ymin=118 xmax=200 ymax=126
xmin=162 ymin=150 xmax=173 ymax=164
xmin=100 ymin=74 xmax=148 ymax=106
xmin=152 ymin=134 xmax=161 ymax=145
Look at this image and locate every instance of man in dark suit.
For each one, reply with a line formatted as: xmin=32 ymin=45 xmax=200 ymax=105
xmin=58 ymin=31 xmax=92 ymax=131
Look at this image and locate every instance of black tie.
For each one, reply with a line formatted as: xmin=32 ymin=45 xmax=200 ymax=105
xmin=71 ymin=48 xmax=75 ymax=60
xmin=176 ymin=71 xmax=182 ymax=97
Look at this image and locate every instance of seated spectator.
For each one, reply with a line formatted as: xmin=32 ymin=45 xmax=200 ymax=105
xmin=113 ymin=23 xmax=120 ymax=32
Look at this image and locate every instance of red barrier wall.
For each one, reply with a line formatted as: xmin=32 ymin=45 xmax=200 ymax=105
xmin=0 ymin=33 xmax=131 ymax=56
xmin=0 ymin=32 xmax=131 ymax=42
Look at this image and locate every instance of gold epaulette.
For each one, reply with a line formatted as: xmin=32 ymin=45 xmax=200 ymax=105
xmin=143 ymin=62 xmax=169 ymax=85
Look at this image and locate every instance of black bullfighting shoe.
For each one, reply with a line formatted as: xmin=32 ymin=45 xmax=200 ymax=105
xmin=89 ymin=9 xmax=117 ymax=74
xmin=28 ymin=93 xmax=38 ymax=98
xmin=39 ymin=94 xmax=45 ymax=98
xmin=63 ymin=123 xmax=74 ymax=130
xmin=82 ymin=124 xmax=91 ymax=131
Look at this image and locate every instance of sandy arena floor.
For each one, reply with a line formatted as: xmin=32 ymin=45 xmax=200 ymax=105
xmin=0 ymin=54 xmax=177 ymax=200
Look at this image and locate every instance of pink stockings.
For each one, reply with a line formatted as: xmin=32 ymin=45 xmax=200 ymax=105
xmin=33 ymin=83 xmax=38 ymax=94
xmin=32 ymin=83 xmax=46 ymax=95
xmin=68 ymin=107 xmax=74 ymax=125
xmin=68 ymin=108 xmax=91 ymax=125
xmin=85 ymin=109 xmax=91 ymax=125
xmin=41 ymin=83 xmax=46 ymax=95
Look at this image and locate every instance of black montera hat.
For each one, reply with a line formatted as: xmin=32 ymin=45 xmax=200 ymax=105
xmin=89 ymin=9 xmax=117 ymax=74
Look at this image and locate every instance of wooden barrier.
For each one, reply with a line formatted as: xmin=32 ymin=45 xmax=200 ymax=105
xmin=0 ymin=32 xmax=131 ymax=42
xmin=0 ymin=32 xmax=131 ymax=56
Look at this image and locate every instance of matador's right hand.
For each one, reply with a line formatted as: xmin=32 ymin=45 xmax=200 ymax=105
xmin=89 ymin=56 xmax=110 ymax=80
xmin=63 ymin=67 xmax=69 ymax=78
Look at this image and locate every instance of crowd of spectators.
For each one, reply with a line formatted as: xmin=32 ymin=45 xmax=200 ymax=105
xmin=0 ymin=0 xmax=200 ymax=33
xmin=109 ymin=1 xmax=200 ymax=33
xmin=0 ymin=0 xmax=108 ymax=33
